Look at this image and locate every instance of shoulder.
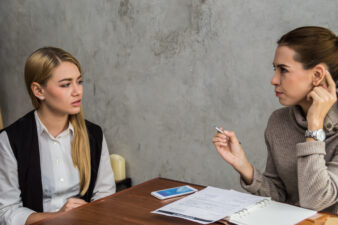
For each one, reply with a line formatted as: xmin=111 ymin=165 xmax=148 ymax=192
xmin=85 ymin=120 xmax=103 ymax=134
xmin=85 ymin=120 xmax=103 ymax=144
xmin=267 ymin=106 xmax=292 ymax=127
xmin=265 ymin=106 xmax=294 ymax=141
xmin=0 ymin=129 xmax=9 ymax=142
xmin=2 ymin=111 xmax=35 ymax=134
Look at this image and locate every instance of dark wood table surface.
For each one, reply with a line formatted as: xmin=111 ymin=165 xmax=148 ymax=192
xmin=32 ymin=177 xmax=335 ymax=225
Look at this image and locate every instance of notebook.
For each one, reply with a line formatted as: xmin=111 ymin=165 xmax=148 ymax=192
xmin=226 ymin=194 xmax=317 ymax=225
xmin=152 ymin=187 xmax=317 ymax=225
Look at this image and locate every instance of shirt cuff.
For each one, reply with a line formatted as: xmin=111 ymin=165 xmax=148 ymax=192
xmin=240 ymin=168 xmax=263 ymax=193
xmin=296 ymin=141 xmax=326 ymax=157
xmin=4 ymin=207 xmax=35 ymax=225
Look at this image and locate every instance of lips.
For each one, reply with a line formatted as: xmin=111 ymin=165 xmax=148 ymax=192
xmin=71 ymin=99 xmax=81 ymax=106
xmin=275 ymin=91 xmax=283 ymax=97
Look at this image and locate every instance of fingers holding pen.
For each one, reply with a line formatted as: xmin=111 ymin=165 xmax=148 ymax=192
xmin=213 ymin=127 xmax=240 ymax=146
xmin=212 ymin=127 xmax=230 ymax=146
xmin=212 ymin=127 xmax=249 ymax=170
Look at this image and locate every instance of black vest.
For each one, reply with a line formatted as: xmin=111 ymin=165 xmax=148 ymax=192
xmin=1 ymin=111 xmax=103 ymax=212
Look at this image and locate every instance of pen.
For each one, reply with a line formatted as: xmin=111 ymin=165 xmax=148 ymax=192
xmin=215 ymin=126 xmax=224 ymax=134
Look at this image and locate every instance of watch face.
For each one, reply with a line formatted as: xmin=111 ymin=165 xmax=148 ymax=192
xmin=318 ymin=130 xmax=326 ymax=141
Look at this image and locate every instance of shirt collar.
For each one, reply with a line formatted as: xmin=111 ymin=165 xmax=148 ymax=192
xmin=34 ymin=110 xmax=74 ymax=137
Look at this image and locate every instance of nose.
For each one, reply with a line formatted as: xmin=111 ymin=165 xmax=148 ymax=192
xmin=72 ymin=81 xmax=82 ymax=96
xmin=271 ymin=71 xmax=280 ymax=86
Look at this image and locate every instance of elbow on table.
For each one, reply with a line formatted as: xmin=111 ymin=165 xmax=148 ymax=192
xmin=299 ymin=190 xmax=337 ymax=211
xmin=300 ymin=202 xmax=329 ymax=212
xmin=299 ymin=179 xmax=338 ymax=211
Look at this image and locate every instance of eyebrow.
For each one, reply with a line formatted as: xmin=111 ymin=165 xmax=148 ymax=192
xmin=58 ymin=75 xmax=82 ymax=83
xmin=272 ymin=63 xmax=290 ymax=68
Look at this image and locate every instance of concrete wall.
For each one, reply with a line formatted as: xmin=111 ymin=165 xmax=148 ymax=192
xmin=1 ymin=0 xmax=337 ymax=190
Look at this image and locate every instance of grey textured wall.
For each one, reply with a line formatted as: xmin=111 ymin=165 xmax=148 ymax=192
xmin=1 ymin=0 xmax=337 ymax=191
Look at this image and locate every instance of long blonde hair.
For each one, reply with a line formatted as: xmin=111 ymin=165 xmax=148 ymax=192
xmin=24 ymin=47 xmax=91 ymax=196
xmin=0 ymin=108 xmax=3 ymax=130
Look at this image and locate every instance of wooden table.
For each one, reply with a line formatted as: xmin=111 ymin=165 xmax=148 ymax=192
xmin=32 ymin=177 xmax=334 ymax=225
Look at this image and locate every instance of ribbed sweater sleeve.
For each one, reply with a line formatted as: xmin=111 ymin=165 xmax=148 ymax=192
xmin=296 ymin=141 xmax=338 ymax=211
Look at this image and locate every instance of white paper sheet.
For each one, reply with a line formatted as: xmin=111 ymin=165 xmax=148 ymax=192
xmin=152 ymin=186 xmax=268 ymax=224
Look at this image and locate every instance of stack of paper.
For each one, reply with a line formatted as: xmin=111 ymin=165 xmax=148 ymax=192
xmin=152 ymin=186 xmax=316 ymax=225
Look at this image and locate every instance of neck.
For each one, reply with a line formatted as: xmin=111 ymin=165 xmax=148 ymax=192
xmin=298 ymin=100 xmax=312 ymax=116
xmin=37 ymin=105 xmax=69 ymax=138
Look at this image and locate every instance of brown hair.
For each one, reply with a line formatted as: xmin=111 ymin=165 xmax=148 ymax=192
xmin=277 ymin=26 xmax=338 ymax=82
xmin=24 ymin=47 xmax=91 ymax=196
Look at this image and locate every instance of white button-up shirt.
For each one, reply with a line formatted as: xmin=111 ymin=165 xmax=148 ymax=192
xmin=0 ymin=111 xmax=115 ymax=225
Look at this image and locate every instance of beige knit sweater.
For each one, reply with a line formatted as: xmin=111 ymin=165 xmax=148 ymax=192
xmin=241 ymin=102 xmax=338 ymax=214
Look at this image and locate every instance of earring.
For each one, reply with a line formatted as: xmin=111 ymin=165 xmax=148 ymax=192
xmin=39 ymin=96 xmax=44 ymax=100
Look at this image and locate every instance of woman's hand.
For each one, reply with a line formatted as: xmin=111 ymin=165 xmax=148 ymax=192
xmin=306 ymin=71 xmax=337 ymax=130
xmin=25 ymin=198 xmax=88 ymax=225
xmin=212 ymin=129 xmax=254 ymax=184
xmin=58 ymin=198 xmax=87 ymax=213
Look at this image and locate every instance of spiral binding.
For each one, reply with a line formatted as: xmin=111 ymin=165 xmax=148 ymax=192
xmin=232 ymin=199 xmax=271 ymax=218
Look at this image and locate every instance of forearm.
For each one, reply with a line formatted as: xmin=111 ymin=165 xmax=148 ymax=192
xmin=25 ymin=212 xmax=58 ymax=225
xmin=237 ymin=154 xmax=287 ymax=201
xmin=240 ymin=167 xmax=287 ymax=202
xmin=235 ymin=160 xmax=254 ymax=185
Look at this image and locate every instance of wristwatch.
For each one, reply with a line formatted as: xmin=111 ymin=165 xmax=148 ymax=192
xmin=305 ymin=129 xmax=326 ymax=142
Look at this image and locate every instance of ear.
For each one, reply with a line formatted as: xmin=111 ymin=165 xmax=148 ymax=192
xmin=312 ymin=64 xmax=327 ymax=87
xmin=31 ymin=82 xmax=45 ymax=100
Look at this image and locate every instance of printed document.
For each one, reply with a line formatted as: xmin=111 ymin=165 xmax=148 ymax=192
xmin=152 ymin=186 xmax=316 ymax=224
xmin=152 ymin=186 xmax=267 ymax=224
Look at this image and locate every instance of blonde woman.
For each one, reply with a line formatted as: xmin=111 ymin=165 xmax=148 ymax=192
xmin=0 ymin=47 xmax=115 ymax=225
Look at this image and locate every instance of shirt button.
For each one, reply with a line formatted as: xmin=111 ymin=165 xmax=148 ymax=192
xmin=326 ymin=123 xmax=333 ymax=130
xmin=60 ymin=178 xmax=64 ymax=182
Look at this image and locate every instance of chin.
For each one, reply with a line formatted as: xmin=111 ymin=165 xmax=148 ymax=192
xmin=278 ymin=98 xmax=295 ymax=106
xmin=68 ymin=108 xmax=81 ymax=115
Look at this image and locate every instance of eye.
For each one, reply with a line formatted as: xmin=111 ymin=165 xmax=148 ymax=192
xmin=280 ymin=67 xmax=288 ymax=74
xmin=77 ymin=79 xmax=83 ymax=85
xmin=60 ymin=83 xmax=71 ymax=88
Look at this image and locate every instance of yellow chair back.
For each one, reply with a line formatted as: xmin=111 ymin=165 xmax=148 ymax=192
xmin=110 ymin=154 xmax=126 ymax=182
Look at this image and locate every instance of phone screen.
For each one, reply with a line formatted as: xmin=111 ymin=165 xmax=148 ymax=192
xmin=157 ymin=186 xmax=194 ymax=197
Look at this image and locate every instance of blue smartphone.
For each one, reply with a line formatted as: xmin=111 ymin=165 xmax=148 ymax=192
xmin=151 ymin=185 xmax=197 ymax=200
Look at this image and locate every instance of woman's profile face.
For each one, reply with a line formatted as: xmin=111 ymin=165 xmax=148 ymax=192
xmin=271 ymin=46 xmax=313 ymax=107
xmin=41 ymin=61 xmax=83 ymax=116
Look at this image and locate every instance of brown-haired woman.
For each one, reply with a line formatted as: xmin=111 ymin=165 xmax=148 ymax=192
xmin=212 ymin=26 xmax=338 ymax=213
xmin=0 ymin=47 xmax=115 ymax=225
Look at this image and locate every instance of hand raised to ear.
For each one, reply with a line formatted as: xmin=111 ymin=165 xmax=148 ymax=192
xmin=306 ymin=71 xmax=337 ymax=130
